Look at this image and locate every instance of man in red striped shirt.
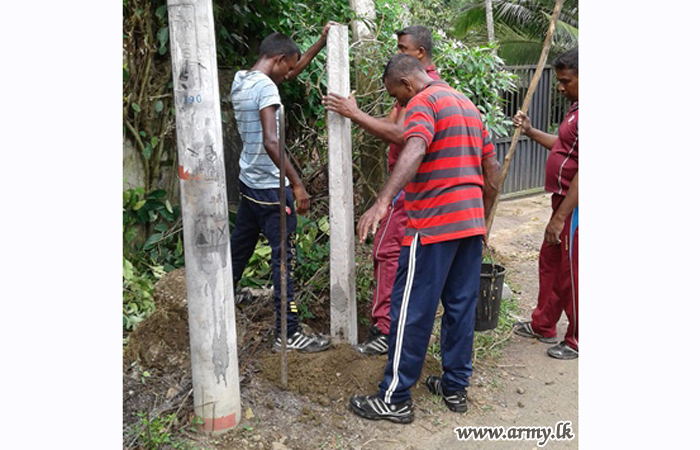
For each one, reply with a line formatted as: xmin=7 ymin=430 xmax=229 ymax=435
xmin=513 ymin=48 xmax=578 ymax=360
xmin=322 ymin=26 xmax=441 ymax=356
xmin=349 ymin=54 xmax=500 ymax=423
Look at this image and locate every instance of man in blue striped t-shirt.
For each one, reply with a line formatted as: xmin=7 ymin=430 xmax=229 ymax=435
xmin=230 ymin=26 xmax=334 ymax=353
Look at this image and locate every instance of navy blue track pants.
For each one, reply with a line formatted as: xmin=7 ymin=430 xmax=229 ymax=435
xmin=230 ymin=181 xmax=298 ymax=334
xmin=379 ymin=234 xmax=483 ymax=404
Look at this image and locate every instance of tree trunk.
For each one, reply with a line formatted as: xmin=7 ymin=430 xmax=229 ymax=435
xmin=349 ymin=0 xmax=386 ymax=208
xmin=485 ymin=0 xmax=495 ymax=45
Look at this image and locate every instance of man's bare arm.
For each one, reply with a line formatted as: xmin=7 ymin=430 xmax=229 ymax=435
xmin=513 ymin=110 xmax=557 ymax=150
xmin=260 ymin=106 xmax=310 ymax=214
xmin=357 ymin=137 xmax=426 ymax=241
xmin=322 ymin=93 xmax=405 ymax=145
xmin=481 ymin=155 xmax=501 ymax=225
xmin=286 ymin=22 xmax=337 ymax=81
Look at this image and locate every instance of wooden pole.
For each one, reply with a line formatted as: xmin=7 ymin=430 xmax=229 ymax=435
xmin=167 ymin=0 xmax=240 ymax=433
xmin=278 ymin=105 xmax=288 ymax=389
xmin=485 ymin=0 xmax=565 ymax=233
xmin=327 ymin=25 xmax=357 ymax=344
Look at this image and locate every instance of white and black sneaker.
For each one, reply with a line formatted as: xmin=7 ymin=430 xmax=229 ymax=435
xmin=349 ymin=394 xmax=414 ymax=424
xmin=354 ymin=325 xmax=389 ymax=355
xmin=272 ymin=330 xmax=331 ymax=353
xmin=426 ymin=375 xmax=468 ymax=413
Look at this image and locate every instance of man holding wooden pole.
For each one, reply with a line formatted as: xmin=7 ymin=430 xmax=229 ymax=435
xmin=512 ymin=48 xmax=578 ymax=360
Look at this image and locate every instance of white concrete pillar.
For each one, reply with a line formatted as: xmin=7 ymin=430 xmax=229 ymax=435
xmin=327 ymin=25 xmax=357 ymax=344
xmin=167 ymin=0 xmax=240 ymax=433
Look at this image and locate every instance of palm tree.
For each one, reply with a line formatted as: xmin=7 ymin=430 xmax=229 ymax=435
xmin=453 ymin=0 xmax=578 ymax=64
xmin=485 ymin=0 xmax=496 ymax=44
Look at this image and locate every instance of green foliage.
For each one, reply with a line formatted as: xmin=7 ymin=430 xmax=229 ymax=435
xmin=294 ymin=215 xmax=330 ymax=285
xmin=473 ymin=296 xmax=518 ymax=361
xmin=123 ymin=257 xmax=157 ymax=332
xmin=239 ymin=239 xmax=272 ymax=288
xmin=133 ymin=412 xmax=199 ymax=450
xmin=123 ymin=187 xmax=184 ymax=334
xmin=235 ymin=214 xmax=336 ymax=321
xmin=126 ymin=409 xmax=208 ymax=450
xmin=136 ymin=412 xmax=177 ymax=450
xmin=125 ymin=0 xmax=518 ymax=202
xmin=452 ymin=0 xmax=579 ymax=65
xmin=123 ymin=0 xmax=177 ymax=194
xmin=232 ymin=210 xmax=376 ymax=323
xmin=123 ymin=188 xmax=184 ymax=273
xmin=400 ymin=0 xmax=459 ymax=35
xmin=434 ymin=42 xmax=518 ymax=137
xmin=293 ymin=215 xmax=332 ymax=319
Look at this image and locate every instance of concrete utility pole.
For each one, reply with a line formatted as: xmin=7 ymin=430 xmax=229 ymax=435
xmin=167 ymin=0 xmax=240 ymax=433
xmin=326 ymin=25 xmax=357 ymax=344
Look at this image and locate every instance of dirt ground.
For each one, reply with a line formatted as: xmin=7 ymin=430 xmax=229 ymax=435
xmin=123 ymin=193 xmax=578 ymax=450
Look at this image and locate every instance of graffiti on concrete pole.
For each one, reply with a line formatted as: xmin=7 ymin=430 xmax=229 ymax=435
xmin=167 ymin=0 xmax=240 ymax=433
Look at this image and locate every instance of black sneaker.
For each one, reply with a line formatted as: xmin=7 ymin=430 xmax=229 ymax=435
xmin=513 ymin=321 xmax=558 ymax=344
xmin=426 ymin=375 xmax=468 ymax=413
xmin=354 ymin=325 xmax=389 ymax=355
xmin=349 ymin=394 xmax=414 ymax=424
xmin=272 ymin=330 xmax=331 ymax=353
xmin=547 ymin=341 xmax=578 ymax=360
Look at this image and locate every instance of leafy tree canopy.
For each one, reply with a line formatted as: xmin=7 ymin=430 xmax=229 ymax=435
xmin=453 ymin=0 xmax=578 ymax=64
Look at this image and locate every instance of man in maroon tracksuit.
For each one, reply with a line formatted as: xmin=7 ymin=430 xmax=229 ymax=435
xmin=322 ymin=26 xmax=441 ymax=355
xmin=513 ymin=47 xmax=579 ymax=360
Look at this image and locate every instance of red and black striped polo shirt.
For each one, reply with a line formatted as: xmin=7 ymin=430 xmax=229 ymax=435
xmin=388 ymin=65 xmax=441 ymax=172
xmin=402 ymin=80 xmax=496 ymax=246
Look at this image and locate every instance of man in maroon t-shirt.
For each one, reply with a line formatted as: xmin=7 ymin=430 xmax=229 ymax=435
xmin=512 ymin=48 xmax=579 ymax=360
xmin=322 ymin=26 xmax=440 ymax=356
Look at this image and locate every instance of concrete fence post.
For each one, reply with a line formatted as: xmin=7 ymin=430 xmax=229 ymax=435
xmin=327 ymin=25 xmax=357 ymax=344
xmin=167 ymin=0 xmax=240 ymax=433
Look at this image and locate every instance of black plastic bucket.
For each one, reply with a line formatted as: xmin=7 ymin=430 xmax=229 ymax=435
xmin=474 ymin=263 xmax=507 ymax=331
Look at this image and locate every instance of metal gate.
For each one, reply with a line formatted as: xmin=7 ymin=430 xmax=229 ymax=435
xmin=494 ymin=65 xmax=571 ymax=197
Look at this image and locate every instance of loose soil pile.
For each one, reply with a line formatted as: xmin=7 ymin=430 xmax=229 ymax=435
xmin=258 ymin=343 xmax=443 ymax=403
xmin=123 ymin=267 xmax=470 ymax=450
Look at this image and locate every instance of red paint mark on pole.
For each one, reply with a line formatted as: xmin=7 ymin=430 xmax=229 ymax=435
xmin=198 ymin=412 xmax=237 ymax=432
xmin=179 ymin=165 xmax=200 ymax=180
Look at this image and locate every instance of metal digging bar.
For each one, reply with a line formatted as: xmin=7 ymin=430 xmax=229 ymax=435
xmin=279 ymin=105 xmax=288 ymax=389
